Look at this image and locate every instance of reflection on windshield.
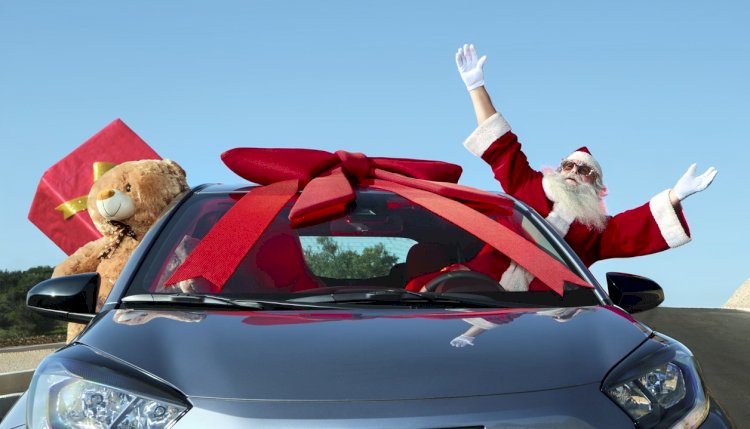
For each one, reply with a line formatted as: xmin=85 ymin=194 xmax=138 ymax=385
xmin=154 ymin=235 xmax=214 ymax=294
xmin=113 ymin=310 xmax=206 ymax=325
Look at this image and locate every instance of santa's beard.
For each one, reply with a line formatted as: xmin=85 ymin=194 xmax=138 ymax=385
xmin=543 ymin=170 xmax=608 ymax=232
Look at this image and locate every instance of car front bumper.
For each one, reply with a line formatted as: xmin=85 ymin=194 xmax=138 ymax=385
xmin=1 ymin=387 xmax=734 ymax=429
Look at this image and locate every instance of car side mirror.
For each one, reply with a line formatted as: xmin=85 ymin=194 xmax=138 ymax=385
xmin=27 ymin=273 xmax=99 ymax=323
xmin=606 ymin=272 xmax=664 ymax=314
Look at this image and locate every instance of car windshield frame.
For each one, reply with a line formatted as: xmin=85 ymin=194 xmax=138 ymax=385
xmin=122 ymin=185 xmax=608 ymax=309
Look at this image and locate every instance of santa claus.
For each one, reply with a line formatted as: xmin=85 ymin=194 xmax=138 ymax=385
xmin=452 ymin=44 xmax=717 ymax=289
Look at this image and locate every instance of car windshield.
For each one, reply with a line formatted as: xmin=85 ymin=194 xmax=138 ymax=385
xmin=127 ymin=186 xmax=600 ymax=308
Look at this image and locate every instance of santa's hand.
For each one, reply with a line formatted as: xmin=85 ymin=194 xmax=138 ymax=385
xmin=455 ymin=44 xmax=487 ymax=92
xmin=672 ymin=163 xmax=718 ymax=201
xmin=450 ymin=334 xmax=475 ymax=347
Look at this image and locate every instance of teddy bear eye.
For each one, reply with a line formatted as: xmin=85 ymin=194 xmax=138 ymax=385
xmin=125 ymin=184 xmax=132 ymax=192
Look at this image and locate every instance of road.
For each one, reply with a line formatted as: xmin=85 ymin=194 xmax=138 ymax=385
xmin=0 ymin=343 xmax=63 ymax=373
xmin=0 ymin=343 xmax=64 ymax=419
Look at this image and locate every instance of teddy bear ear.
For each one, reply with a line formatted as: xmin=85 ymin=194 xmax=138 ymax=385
xmin=163 ymin=160 xmax=187 ymax=178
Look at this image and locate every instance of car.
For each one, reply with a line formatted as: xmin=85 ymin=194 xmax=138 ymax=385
xmin=2 ymin=174 xmax=734 ymax=428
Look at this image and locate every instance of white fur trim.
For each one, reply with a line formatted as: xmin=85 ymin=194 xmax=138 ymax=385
xmin=463 ymin=112 xmax=512 ymax=157
xmin=545 ymin=210 xmax=573 ymax=237
xmin=499 ymin=262 xmax=535 ymax=292
xmin=565 ymin=151 xmax=596 ymax=165
xmin=565 ymin=151 xmax=602 ymax=178
xmin=649 ymin=189 xmax=691 ymax=248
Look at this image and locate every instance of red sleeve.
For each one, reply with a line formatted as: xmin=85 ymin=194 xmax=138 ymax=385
xmin=595 ymin=190 xmax=691 ymax=261
xmin=462 ymin=114 xmax=550 ymax=214
xmin=463 ymin=113 xmax=540 ymax=194
xmin=480 ymin=132 xmax=543 ymax=197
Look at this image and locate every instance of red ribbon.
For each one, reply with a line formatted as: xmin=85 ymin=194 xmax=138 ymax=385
xmin=165 ymin=148 xmax=590 ymax=295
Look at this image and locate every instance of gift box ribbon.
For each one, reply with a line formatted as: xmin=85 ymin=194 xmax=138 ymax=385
xmin=165 ymin=148 xmax=590 ymax=295
xmin=54 ymin=161 xmax=117 ymax=219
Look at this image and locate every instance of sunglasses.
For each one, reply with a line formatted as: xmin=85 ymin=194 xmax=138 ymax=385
xmin=560 ymin=160 xmax=597 ymax=177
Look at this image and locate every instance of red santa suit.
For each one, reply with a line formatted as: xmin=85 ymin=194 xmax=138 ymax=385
xmin=462 ymin=113 xmax=691 ymax=277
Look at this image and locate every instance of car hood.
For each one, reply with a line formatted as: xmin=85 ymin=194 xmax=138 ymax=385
xmin=80 ymin=305 xmax=650 ymax=401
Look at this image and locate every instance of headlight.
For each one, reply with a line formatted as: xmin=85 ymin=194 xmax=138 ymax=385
xmin=27 ymin=347 xmax=189 ymax=429
xmin=603 ymin=334 xmax=709 ymax=429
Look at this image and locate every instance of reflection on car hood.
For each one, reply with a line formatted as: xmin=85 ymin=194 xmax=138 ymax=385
xmin=80 ymin=305 xmax=650 ymax=401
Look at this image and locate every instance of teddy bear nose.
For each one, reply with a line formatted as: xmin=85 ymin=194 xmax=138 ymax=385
xmin=97 ymin=189 xmax=116 ymax=201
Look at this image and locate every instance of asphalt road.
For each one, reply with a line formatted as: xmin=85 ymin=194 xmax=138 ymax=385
xmin=634 ymin=307 xmax=750 ymax=428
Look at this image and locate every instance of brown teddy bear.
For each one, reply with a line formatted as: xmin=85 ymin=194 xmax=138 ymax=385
xmin=53 ymin=159 xmax=189 ymax=342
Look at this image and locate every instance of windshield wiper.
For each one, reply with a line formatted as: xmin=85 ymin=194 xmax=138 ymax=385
xmin=121 ymin=294 xmax=342 ymax=310
xmin=286 ymin=289 xmax=507 ymax=308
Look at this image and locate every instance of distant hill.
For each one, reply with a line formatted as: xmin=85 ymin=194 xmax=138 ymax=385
xmin=724 ymin=278 xmax=750 ymax=311
xmin=0 ymin=266 xmax=66 ymax=346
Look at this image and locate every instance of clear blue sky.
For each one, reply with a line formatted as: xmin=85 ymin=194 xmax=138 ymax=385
xmin=1 ymin=1 xmax=747 ymax=307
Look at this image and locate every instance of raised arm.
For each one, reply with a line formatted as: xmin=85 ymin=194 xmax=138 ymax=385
xmin=456 ymin=44 xmax=496 ymax=124
xmin=455 ymin=44 xmax=546 ymax=204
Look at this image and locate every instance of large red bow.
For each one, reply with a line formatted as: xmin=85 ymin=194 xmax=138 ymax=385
xmin=165 ymin=148 xmax=590 ymax=294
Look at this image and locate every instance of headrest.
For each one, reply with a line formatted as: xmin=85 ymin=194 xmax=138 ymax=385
xmin=406 ymin=242 xmax=455 ymax=280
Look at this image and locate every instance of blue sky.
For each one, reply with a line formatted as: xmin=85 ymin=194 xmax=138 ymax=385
xmin=1 ymin=1 xmax=747 ymax=307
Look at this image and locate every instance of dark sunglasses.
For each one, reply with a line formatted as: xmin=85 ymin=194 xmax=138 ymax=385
xmin=560 ymin=160 xmax=597 ymax=177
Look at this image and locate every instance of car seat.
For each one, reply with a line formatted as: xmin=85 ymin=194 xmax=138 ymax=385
xmin=224 ymin=229 xmax=324 ymax=294
xmin=254 ymin=233 xmax=324 ymax=292
xmin=404 ymin=242 xmax=456 ymax=291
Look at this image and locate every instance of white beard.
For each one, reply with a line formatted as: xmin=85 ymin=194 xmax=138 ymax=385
xmin=542 ymin=170 xmax=608 ymax=232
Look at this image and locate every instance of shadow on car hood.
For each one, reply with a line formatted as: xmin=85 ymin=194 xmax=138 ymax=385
xmin=80 ymin=305 xmax=650 ymax=401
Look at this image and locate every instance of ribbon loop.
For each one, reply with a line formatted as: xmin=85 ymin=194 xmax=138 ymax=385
xmin=335 ymin=150 xmax=371 ymax=180
xmin=55 ymin=161 xmax=119 ymax=220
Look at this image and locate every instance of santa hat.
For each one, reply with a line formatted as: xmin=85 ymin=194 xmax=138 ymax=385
xmin=564 ymin=146 xmax=603 ymax=181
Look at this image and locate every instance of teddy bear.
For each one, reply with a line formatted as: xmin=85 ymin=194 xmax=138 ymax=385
xmin=52 ymin=159 xmax=189 ymax=342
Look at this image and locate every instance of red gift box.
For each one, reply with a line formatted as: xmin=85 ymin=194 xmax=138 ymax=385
xmin=28 ymin=119 xmax=161 ymax=255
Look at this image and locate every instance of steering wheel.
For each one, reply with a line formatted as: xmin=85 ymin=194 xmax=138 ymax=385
xmin=423 ymin=271 xmax=505 ymax=293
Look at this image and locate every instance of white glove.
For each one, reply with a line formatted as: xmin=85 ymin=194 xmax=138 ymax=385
xmin=455 ymin=44 xmax=487 ymax=91
xmin=450 ymin=334 xmax=475 ymax=347
xmin=672 ymin=163 xmax=718 ymax=201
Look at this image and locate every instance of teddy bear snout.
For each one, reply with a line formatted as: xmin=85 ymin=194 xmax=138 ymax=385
xmin=95 ymin=189 xmax=136 ymax=221
xmin=97 ymin=189 xmax=116 ymax=200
